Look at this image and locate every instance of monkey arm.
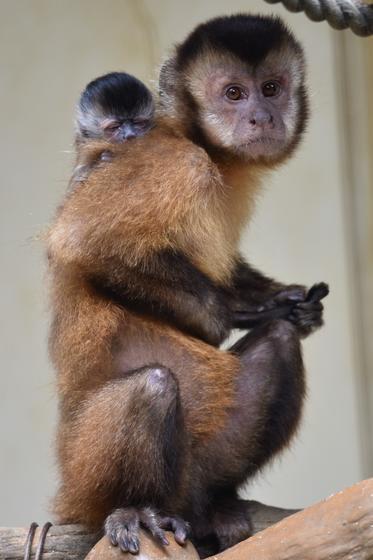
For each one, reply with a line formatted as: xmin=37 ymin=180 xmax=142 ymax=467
xmin=92 ymin=249 xmax=233 ymax=347
xmin=230 ymin=257 xmax=304 ymax=309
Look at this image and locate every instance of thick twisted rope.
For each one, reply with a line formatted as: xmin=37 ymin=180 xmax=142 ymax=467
xmin=264 ymin=0 xmax=373 ymax=36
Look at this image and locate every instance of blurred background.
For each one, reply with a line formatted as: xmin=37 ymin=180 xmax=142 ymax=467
xmin=0 ymin=0 xmax=372 ymax=527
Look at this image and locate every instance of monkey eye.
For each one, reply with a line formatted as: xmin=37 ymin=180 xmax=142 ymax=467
xmin=132 ymin=118 xmax=147 ymax=125
xmin=225 ymin=86 xmax=244 ymax=101
xmin=105 ymin=123 xmax=120 ymax=132
xmin=132 ymin=119 xmax=149 ymax=130
xmin=103 ymin=122 xmax=121 ymax=139
xmin=262 ymin=81 xmax=281 ymax=97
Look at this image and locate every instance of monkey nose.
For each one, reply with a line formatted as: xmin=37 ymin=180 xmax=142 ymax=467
xmin=119 ymin=123 xmax=136 ymax=140
xmin=248 ymin=110 xmax=274 ymax=129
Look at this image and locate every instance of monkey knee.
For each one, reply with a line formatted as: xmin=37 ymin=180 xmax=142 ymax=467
xmin=139 ymin=364 xmax=178 ymax=399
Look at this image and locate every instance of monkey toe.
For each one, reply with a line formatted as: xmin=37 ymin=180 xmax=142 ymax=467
xmin=139 ymin=509 xmax=190 ymax=547
xmin=273 ymin=285 xmax=306 ymax=304
xmin=105 ymin=508 xmax=140 ymax=553
xmin=159 ymin=515 xmax=190 ymax=545
xmin=105 ymin=507 xmax=173 ymax=553
xmin=138 ymin=507 xmax=169 ymax=546
xmin=118 ymin=531 xmax=140 ymax=554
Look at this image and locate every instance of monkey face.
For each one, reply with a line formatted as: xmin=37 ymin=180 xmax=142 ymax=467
xmin=160 ymin=15 xmax=308 ymax=164
xmin=76 ymin=72 xmax=155 ymax=144
xmin=185 ymin=48 xmax=307 ymax=163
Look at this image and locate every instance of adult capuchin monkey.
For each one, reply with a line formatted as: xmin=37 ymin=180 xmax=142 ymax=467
xmin=48 ymin=14 xmax=328 ymax=558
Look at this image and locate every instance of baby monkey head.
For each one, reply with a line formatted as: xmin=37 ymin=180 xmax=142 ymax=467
xmin=161 ymin=14 xmax=308 ymax=164
xmin=76 ymin=72 xmax=154 ymax=143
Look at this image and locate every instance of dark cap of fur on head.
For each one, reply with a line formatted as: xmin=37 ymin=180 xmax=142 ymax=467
xmin=80 ymin=72 xmax=152 ymax=117
xmin=176 ymin=14 xmax=303 ymax=68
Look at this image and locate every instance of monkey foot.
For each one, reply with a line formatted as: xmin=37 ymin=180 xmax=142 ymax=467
xmin=105 ymin=507 xmax=190 ymax=554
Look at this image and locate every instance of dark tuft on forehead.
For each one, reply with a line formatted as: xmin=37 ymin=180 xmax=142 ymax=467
xmin=176 ymin=14 xmax=302 ymax=68
xmin=80 ymin=72 xmax=152 ymax=117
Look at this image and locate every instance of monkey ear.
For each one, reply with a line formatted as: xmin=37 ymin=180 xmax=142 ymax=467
xmin=159 ymin=56 xmax=178 ymax=99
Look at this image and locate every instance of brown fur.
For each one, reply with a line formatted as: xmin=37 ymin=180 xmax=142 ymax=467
xmin=49 ymin=14 xmax=323 ymax=556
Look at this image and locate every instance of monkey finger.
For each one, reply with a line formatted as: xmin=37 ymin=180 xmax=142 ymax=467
xmin=256 ymin=285 xmax=306 ymax=312
xmin=294 ymin=301 xmax=323 ymax=311
xmin=289 ymin=312 xmax=323 ymax=331
xmin=306 ymin=282 xmax=329 ymax=303
xmin=290 ymin=310 xmax=323 ymax=323
xmin=291 ymin=307 xmax=323 ymax=319
xmin=272 ymin=285 xmax=307 ymax=305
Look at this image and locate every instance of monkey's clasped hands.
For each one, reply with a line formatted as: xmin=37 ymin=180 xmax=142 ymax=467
xmin=234 ymin=282 xmax=329 ymax=337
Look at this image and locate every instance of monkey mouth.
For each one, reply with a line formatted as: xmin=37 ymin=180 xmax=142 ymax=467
xmin=241 ymin=136 xmax=283 ymax=147
xmin=237 ymin=136 xmax=286 ymax=161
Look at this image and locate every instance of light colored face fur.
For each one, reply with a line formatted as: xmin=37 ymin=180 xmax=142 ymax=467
xmin=183 ymin=47 xmax=305 ymax=161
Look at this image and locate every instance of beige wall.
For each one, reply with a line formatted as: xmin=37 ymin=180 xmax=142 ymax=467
xmin=0 ymin=0 xmax=370 ymax=527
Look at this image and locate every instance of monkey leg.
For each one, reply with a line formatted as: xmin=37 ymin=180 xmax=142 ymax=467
xmin=54 ymin=364 xmax=187 ymax=541
xmin=193 ymin=320 xmax=305 ymax=553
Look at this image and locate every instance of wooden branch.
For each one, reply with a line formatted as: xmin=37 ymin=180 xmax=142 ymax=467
xmin=0 ymin=524 xmax=99 ymax=560
xmin=1 ymin=479 xmax=372 ymax=559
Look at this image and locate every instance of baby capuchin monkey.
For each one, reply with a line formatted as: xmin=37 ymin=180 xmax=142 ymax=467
xmin=72 ymin=72 xmax=154 ymax=182
xmin=49 ymin=14 xmax=328 ymax=559
xmin=75 ymin=71 xmax=154 ymax=144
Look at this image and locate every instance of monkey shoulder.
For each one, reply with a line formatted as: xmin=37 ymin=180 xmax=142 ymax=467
xmin=111 ymin=128 xmax=220 ymax=188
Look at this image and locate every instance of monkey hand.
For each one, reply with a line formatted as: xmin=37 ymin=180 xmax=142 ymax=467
xmin=258 ymin=284 xmax=307 ymax=313
xmin=288 ymin=282 xmax=329 ymax=337
xmin=105 ymin=507 xmax=190 ymax=554
xmin=232 ymin=282 xmax=328 ymax=333
xmin=232 ymin=284 xmax=305 ymax=328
